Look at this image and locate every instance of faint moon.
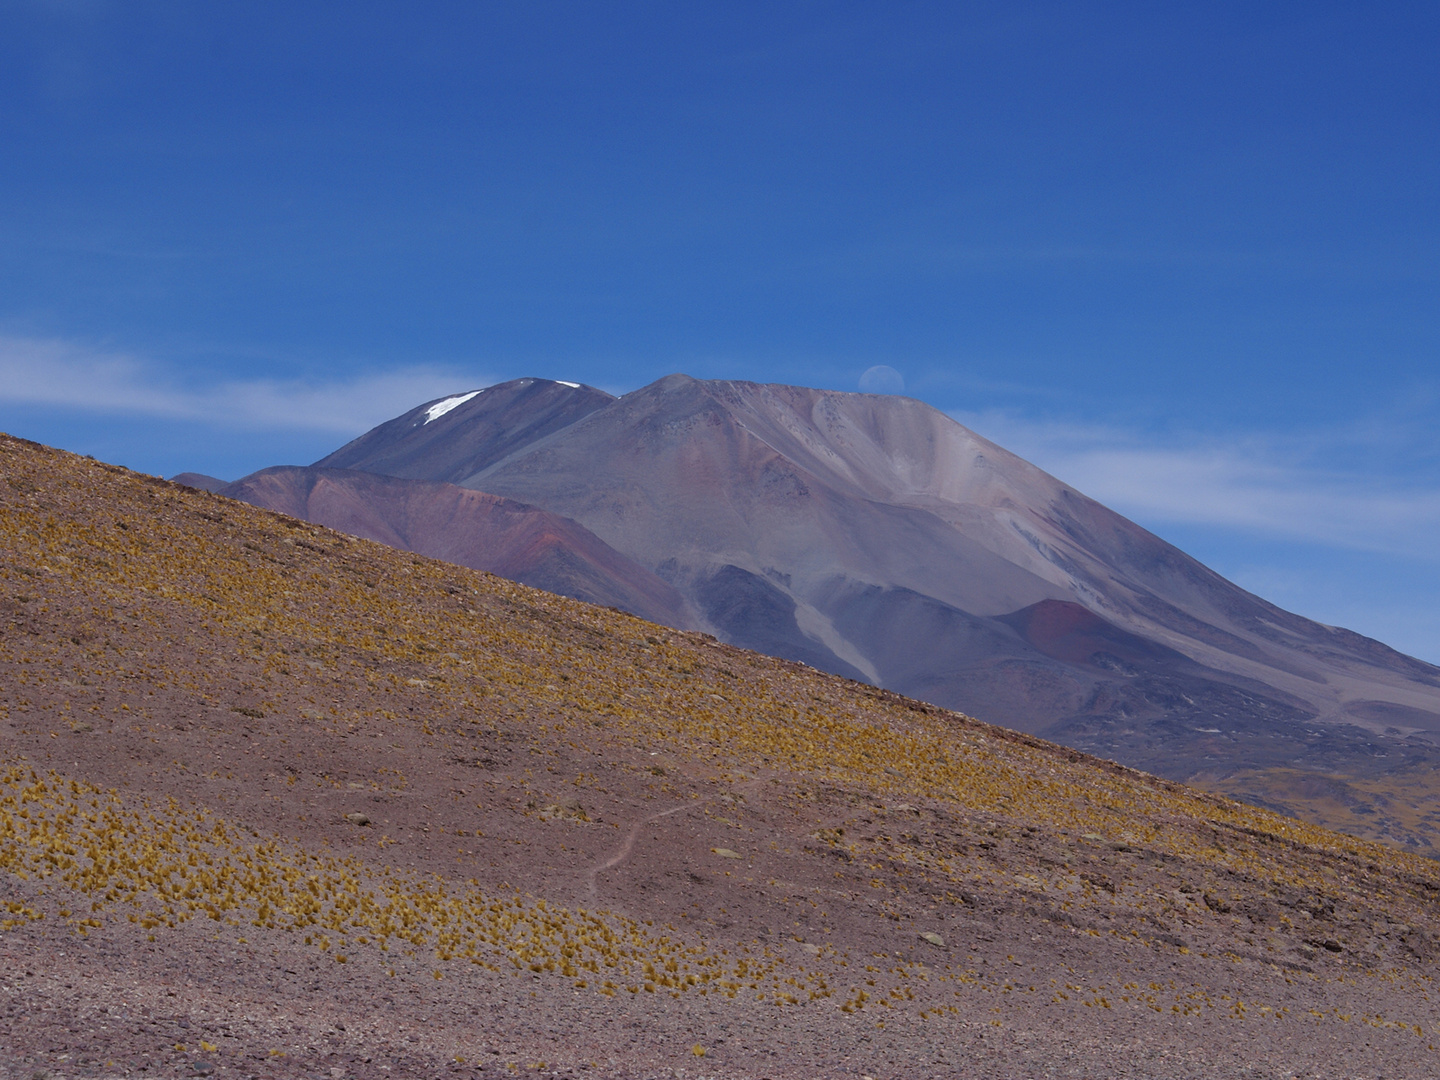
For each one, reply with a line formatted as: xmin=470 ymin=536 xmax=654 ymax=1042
xmin=858 ymin=365 xmax=905 ymax=395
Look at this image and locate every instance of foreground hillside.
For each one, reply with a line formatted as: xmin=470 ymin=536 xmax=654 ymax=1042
xmin=5 ymin=431 xmax=1440 ymax=1078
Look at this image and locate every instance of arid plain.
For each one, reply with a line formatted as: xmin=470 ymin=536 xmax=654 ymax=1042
xmin=5 ymin=431 xmax=1440 ymax=1078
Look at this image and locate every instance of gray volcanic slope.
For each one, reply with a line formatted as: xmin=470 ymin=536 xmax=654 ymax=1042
xmin=310 ymin=375 xmax=1440 ymax=850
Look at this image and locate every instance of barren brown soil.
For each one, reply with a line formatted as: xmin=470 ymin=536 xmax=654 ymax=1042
xmin=5 ymin=431 xmax=1440 ymax=1079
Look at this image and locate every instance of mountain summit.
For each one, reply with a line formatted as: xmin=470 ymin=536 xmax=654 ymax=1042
xmin=217 ymin=375 xmax=1440 ymax=851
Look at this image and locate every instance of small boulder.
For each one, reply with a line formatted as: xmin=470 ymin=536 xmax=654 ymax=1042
xmin=712 ymin=848 xmax=742 ymax=859
xmin=344 ymin=812 xmax=371 ymax=827
xmin=919 ymin=931 xmax=945 ymax=947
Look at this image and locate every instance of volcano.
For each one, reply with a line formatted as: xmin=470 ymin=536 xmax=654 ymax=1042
xmin=204 ymin=374 xmax=1440 ymax=851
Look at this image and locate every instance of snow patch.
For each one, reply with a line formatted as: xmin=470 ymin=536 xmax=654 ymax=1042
xmin=422 ymin=390 xmax=482 ymax=424
xmin=556 ymin=381 xmax=581 ymax=388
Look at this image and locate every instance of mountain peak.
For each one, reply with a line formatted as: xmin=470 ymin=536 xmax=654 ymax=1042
xmin=316 ymin=377 xmax=615 ymax=485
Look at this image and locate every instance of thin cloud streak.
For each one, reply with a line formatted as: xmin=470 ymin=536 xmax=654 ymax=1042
xmin=0 ymin=335 xmax=491 ymax=436
xmin=953 ymin=409 xmax=1440 ymax=563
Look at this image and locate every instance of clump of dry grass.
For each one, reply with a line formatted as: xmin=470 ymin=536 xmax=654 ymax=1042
xmin=0 ymin=765 xmax=818 ymax=1002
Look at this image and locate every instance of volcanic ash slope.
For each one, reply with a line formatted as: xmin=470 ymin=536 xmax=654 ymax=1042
xmin=6 ymin=431 xmax=1440 ymax=1078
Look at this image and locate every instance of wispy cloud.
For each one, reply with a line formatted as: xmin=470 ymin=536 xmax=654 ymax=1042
xmin=0 ymin=335 xmax=492 ymax=436
xmin=952 ymin=408 xmax=1440 ymax=563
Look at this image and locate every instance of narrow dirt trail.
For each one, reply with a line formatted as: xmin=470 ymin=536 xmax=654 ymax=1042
xmin=586 ymin=803 xmax=689 ymax=902
xmin=585 ymin=773 xmax=775 ymax=903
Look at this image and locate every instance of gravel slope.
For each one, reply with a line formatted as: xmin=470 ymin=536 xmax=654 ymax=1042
xmin=4 ymin=432 xmax=1440 ymax=1079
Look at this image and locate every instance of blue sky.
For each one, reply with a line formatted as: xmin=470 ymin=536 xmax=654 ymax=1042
xmin=2 ymin=2 xmax=1437 ymax=661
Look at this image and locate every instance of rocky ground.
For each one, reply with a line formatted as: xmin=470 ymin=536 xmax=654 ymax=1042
xmin=4 ymin=432 xmax=1440 ymax=1078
